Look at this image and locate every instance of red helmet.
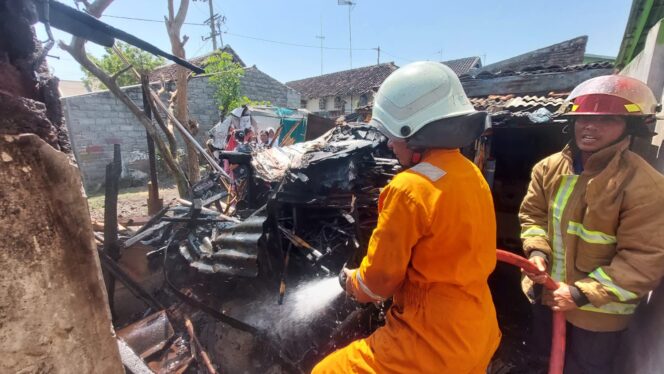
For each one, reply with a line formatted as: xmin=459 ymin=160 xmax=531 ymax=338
xmin=564 ymin=75 xmax=659 ymax=117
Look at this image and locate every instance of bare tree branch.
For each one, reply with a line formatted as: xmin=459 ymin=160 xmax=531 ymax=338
xmin=174 ymin=0 xmax=189 ymax=28
xmin=60 ymin=0 xmax=190 ymax=196
xmin=110 ymin=64 xmax=133 ymax=82
xmin=165 ymin=0 xmax=199 ymax=183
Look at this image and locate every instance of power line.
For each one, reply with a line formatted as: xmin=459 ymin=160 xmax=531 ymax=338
xmin=102 ymin=14 xmax=206 ymax=26
xmin=380 ymin=49 xmax=415 ymax=63
xmin=222 ymin=31 xmax=373 ymax=51
xmin=192 ymin=38 xmax=212 ymax=57
xmin=102 ymin=13 xmax=392 ymax=55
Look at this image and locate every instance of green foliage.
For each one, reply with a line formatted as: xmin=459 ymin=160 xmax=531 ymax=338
xmin=204 ymin=51 xmax=269 ymax=117
xmin=82 ymin=42 xmax=165 ymax=90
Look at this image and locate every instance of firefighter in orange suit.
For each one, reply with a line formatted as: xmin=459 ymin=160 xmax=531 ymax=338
xmin=312 ymin=61 xmax=501 ymax=374
xmin=520 ymin=75 xmax=664 ymax=373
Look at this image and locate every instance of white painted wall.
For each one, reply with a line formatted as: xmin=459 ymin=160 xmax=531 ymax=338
xmin=301 ymin=92 xmax=374 ymax=114
xmin=620 ymin=20 xmax=664 ymax=149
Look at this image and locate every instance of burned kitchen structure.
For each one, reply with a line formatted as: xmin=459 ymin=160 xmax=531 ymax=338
xmin=104 ymin=124 xmax=398 ymax=372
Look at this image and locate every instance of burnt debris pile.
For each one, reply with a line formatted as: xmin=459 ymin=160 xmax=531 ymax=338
xmin=100 ymin=124 xmax=398 ymax=373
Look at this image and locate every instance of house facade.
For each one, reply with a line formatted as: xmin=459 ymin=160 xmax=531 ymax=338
xmin=286 ymin=63 xmax=398 ymax=118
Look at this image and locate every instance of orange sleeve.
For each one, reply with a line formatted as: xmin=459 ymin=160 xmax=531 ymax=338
xmin=355 ymin=183 xmax=428 ymax=300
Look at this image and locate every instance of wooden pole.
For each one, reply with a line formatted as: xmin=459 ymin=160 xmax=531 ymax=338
xmin=103 ymin=143 xmax=122 ymax=319
xmin=141 ymin=75 xmax=163 ymax=215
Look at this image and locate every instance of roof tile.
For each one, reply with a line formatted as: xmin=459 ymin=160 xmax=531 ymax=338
xmin=286 ymin=63 xmax=398 ymax=99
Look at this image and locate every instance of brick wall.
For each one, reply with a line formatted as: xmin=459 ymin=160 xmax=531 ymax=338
xmin=63 ymin=72 xmax=300 ymax=192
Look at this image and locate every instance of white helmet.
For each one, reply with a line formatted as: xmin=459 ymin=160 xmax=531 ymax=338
xmin=370 ymin=61 xmax=488 ymax=148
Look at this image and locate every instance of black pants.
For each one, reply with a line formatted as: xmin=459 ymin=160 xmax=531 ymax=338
xmin=531 ymin=304 xmax=625 ymax=374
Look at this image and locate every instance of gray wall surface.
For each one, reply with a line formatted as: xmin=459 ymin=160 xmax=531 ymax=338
xmin=63 ymin=70 xmax=300 ymax=191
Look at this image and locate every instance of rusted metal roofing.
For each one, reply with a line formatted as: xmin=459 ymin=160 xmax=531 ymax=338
xmin=286 ymin=63 xmax=398 ymax=100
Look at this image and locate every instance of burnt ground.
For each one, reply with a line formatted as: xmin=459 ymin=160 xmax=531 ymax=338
xmin=87 ymin=185 xmax=181 ymax=223
xmin=93 ymin=184 xmax=550 ymax=373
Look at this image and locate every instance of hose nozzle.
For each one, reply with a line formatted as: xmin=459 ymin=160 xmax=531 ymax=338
xmin=338 ymin=265 xmax=349 ymax=291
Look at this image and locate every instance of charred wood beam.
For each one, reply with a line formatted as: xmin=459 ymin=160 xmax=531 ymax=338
xmin=96 ymin=248 xmax=163 ymax=311
xmin=134 ymin=204 xmax=170 ymax=236
xmin=141 ymin=75 xmax=163 ymax=215
xmin=103 ymin=143 xmax=121 ymax=318
xmin=39 ymin=1 xmax=204 ymax=73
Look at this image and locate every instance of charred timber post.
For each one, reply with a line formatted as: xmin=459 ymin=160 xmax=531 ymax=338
xmin=141 ymin=75 xmax=163 ymax=215
xmin=103 ymin=143 xmax=122 ymax=318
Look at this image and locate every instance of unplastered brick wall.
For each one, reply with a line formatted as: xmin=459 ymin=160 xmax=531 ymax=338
xmin=63 ymin=72 xmax=300 ymax=192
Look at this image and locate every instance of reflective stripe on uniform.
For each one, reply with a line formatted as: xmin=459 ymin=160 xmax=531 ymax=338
xmin=520 ymin=225 xmax=548 ymax=238
xmin=580 ymin=301 xmax=636 ymax=315
xmin=355 ymin=270 xmax=385 ymax=301
xmin=550 ymin=175 xmax=578 ymax=282
xmin=589 ymin=267 xmax=639 ymax=302
xmin=566 ymin=222 xmax=617 ymax=245
xmin=409 ymin=162 xmax=446 ymax=182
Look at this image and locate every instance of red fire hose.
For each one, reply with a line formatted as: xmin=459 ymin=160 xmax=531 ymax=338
xmin=496 ymin=249 xmax=565 ymax=374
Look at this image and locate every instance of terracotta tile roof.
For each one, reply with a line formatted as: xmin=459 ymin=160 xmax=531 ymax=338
xmin=441 ymin=56 xmax=482 ymax=76
xmin=470 ymin=93 xmax=567 ymax=114
xmin=286 ymin=62 xmax=398 ymax=99
xmin=149 ymin=45 xmax=245 ymax=82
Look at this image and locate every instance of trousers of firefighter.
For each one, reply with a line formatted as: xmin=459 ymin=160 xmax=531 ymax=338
xmin=206 ymin=114 xmax=276 ymax=200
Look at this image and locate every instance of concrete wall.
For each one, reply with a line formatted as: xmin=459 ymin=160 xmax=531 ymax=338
xmin=621 ymin=20 xmax=664 ymax=157
xmin=63 ymin=70 xmax=300 ymax=191
xmin=621 ymin=20 xmax=664 ymax=172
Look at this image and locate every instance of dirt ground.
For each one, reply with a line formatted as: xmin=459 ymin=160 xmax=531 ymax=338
xmin=87 ymin=184 xmax=181 ymax=223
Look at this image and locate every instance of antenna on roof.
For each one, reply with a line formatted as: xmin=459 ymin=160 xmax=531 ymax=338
xmin=315 ymin=13 xmax=325 ymax=75
xmin=338 ymin=0 xmax=355 ymax=69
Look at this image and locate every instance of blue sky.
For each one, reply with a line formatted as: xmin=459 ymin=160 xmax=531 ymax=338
xmin=41 ymin=0 xmax=632 ymax=83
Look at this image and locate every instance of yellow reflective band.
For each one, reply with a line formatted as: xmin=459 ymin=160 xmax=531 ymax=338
xmin=589 ymin=268 xmax=639 ymax=302
xmin=566 ymin=222 xmax=617 ymax=245
xmin=624 ymin=103 xmax=641 ymax=113
xmin=580 ymin=301 xmax=636 ymax=315
xmin=355 ymin=270 xmax=385 ymax=302
xmin=571 ymin=104 xmax=579 ymax=112
xmin=521 ymin=225 xmax=548 ymax=238
xmin=550 ymin=176 xmax=578 ymax=282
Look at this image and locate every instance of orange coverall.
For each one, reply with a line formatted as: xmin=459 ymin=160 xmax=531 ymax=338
xmin=313 ymin=149 xmax=500 ymax=374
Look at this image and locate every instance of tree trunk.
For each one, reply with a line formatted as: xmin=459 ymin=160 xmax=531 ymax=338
xmin=60 ymin=0 xmax=190 ymax=197
xmin=166 ymin=0 xmax=200 ymax=183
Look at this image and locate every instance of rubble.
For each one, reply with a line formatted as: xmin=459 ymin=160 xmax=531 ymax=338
xmin=92 ymin=123 xmax=397 ymax=372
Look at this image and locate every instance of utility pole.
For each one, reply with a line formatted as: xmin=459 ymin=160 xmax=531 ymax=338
xmin=202 ymin=0 xmax=224 ymax=51
xmin=338 ymin=0 xmax=355 ymax=69
xmin=207 ymin=0 xmax=217 ymax=50
xmin=374 ymin=46 xmax=380 ymax=65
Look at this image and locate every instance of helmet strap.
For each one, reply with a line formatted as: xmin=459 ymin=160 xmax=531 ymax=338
xmin=411 ymin=152 xmax=422 ymax=165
